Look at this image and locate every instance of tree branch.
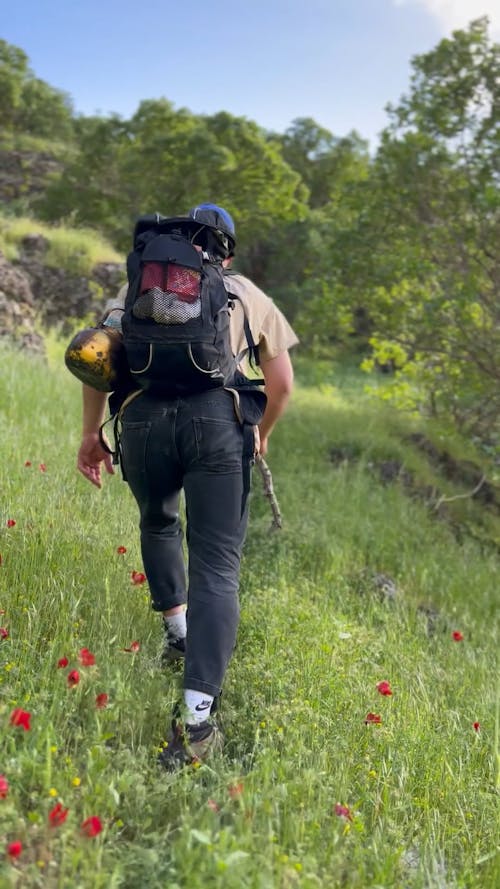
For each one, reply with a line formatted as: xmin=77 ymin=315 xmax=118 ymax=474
xmin=255 ymin=454 xmax=283 ymax=529
xmin=434 ymin=475 xmax=486 ymax=510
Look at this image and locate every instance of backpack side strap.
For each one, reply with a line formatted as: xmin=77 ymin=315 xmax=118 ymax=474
xmin=229 ymin=292 xmax=260 ymax=369
xmin=99 ymin=389 xmax=144 ymax=481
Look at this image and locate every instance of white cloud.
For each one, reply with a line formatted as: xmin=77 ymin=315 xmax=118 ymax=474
xmin=394 ymin=0 xmax=500 ymax=37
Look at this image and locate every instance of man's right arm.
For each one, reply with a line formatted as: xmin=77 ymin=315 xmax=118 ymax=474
xmin=258 ymin=351 xmax=294 ymax=456
xmin=77 ymin=385 xmax=115 ymax=489
xmin=76 ymin=285 xmax=128 ymax=488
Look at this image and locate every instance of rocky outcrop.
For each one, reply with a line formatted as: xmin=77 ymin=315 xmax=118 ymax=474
xmin=0 ymin=234 xmax=125 ymax=355
xmin=0 ymin=150 xmax=63 ymax=203
xmin=14 ymin=234 xmax=125 ymax=327
xmin=0 ymin=251 xmax=44 ymax=353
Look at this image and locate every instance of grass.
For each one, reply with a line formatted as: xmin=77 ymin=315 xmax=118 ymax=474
xmin=0 ymin=213 xmax=122 ymax=275
xmin=0 ymin=344 xmax=498 ymax=888
xmin=0 ymin=131 xmax=73 ymax=159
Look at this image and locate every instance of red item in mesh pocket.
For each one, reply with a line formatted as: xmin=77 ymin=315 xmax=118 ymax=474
xmin=141 ymin=263 xmax=200 ymax=303
xmin=167 ymin=265 xmax=200 ymax=301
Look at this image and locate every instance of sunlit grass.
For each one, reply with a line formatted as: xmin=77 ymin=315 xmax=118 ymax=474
xmin=0 ymin=213 xmax=122 ymax=274
xmin=0 ymin=344 xmax=498 ymax=887
xmin=0 ymin=131 xmax=72 ymax=157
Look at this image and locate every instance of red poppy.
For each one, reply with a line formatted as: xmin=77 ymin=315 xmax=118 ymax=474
xmin=6 ymin=519 xmax=16 ymax=528
xmin=81 ymin=815 xmax=102 ymax=837
xmin=123 ymin=640 xmax=140 ymax=653
xmin=376 ymin=680 xmax=393 ymax=696
xmin=67 ymin=670 xmax=80 ymax=687
xmin=364 ymin=712 xmax=382 ymax=725
xmin=48 ymin=802 xmax=69 ymax=827
xmin=452 ymin=631 xmax=464 ymax=641
xmin=117 ymin=546 xmax=127 ymax=554
xmin=39 ymin=463 xmax=47 ymax=472
xmin=79 ymin=648 xmax=96 ymax=667
xmin=131 ymin=570 xmax=146 ymax=585
xmin=207 ymin=798 xmax=220 ymax=812
xmin=334 ymin=803 xmax=353 ymax=821
xmin=0 ymin=775 xmax=8 ymax=798
xmin=24 ymin=460 xmax=32 ymax=467
xmin=0 ymin=554 xmax=2 ymax=566
xmin=228 ymin=781 xmax=244 ymax=799
xmin=10 ymin=708 xmax=31 ymax=730
xmin=0 ymin=627 xmax=8 ymax=640
xmin=7 ymin=840 xmax=22 ymax=857
xmin=95 ymin=693 xmax=109 ymax=709
xmin=473 ymin=721 xmax=481 ymax=732
xmin=57 ymin=656 xmax=69 ymax=668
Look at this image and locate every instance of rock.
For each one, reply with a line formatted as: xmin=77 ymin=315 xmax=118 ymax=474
xmin=371 ymin=572 xmax=398 ymax=602
xmin=19 ymin=233 xmax=49 ymax=257
xmin=0 ymin=149 xmax=63 ymax=203
xmin=354 ymin=568 xmax=399 ymax=603
xmin=0 ymin=251 xmax=34 ymax=304
xmin=0 ymin=251 xmax=45 ymax=354
xmin=12 ymin=248 xmax=125 ymax=329
xmin=92 ymin=262 xmax=125 ymax=292
xmin=0 ymin=244 xmax=125 ymax=354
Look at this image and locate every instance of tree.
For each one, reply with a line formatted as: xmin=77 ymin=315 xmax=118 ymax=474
xmin=36 ymin=114 xmax=130 ymax=238
xmin=345 ymin=18 xmax=500 ymax=442
xmin=18 ymin=77 xmax=73 ymax=141
xmin=203 ymin=112 xmax=308 ymax=282
xmin=38 ymin=102 xmax=309 ymax=259
xmin=278 ymin=117 xmax=369 ymax=208
xmin=260 ymin=119 xmax=370 ymax=332
xmin=0 ymin=40 xmax=29 ymax=129
xmin=0 ymin=39 xmax=73 ymax=140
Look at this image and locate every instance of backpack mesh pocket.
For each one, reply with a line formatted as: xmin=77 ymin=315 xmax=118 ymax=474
xmin=133 ymin=262 xmax=201 ymax=324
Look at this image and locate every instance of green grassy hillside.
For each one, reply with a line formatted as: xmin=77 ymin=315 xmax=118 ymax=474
xmin=0 ymin=345 xmax=498 ymax=888
xmin=0 ymin=213 xmax=122 ymax=275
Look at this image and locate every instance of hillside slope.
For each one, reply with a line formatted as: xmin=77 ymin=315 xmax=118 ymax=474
xmin=0 ymin=347 xmax=498 ymax=887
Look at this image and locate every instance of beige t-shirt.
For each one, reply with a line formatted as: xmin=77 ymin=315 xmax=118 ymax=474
xmin=104 ymin=273 xmax=298 ymax=367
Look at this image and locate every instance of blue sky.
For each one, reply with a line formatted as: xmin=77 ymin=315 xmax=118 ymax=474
xmin=1 ymin=0 xmax=498 ymax=149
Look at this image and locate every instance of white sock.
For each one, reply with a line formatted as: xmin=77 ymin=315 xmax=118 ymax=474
xmin=184 ymin=688 xmax=214 ymax=725
xmin=163 ymin=610 xmax=186 ymax=640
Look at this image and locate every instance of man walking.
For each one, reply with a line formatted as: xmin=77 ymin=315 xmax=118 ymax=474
xmin=77 ymin=204 xmax=298 ymax=768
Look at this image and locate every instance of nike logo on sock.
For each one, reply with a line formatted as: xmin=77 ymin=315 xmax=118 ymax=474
xmin=195 ymin=701 xmax=212 ymax=712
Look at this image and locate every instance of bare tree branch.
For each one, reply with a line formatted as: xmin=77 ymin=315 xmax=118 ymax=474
xmin=255 ymin=454 xmax=283 ymax=530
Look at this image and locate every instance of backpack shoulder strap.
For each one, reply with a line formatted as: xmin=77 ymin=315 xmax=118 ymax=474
xmin=230 ymin=293 xmax=260 ymax=369
xmin=223 ymin=271 xmax=260 ymax=368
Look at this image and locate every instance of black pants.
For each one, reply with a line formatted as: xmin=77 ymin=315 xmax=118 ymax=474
xmin=120 ymin=388 xmax=250 ymax=697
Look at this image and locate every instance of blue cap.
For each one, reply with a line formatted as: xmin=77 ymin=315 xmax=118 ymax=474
xmin=188 ymin=203 xmax=236 ymax=255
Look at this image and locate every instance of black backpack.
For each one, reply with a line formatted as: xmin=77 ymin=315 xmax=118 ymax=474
xmin=122 ymin=214 xmax=248 ymax=396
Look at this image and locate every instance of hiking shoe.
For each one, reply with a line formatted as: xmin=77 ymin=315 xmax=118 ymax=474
xmin=158 ymin=719 xmax=223 ymax=771
xmin=160 ymin=634 xmax=186 ymax=664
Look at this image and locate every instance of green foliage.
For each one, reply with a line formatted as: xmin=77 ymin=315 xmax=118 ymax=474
xmin=278 ymin=117 xmax=369 ymax=208
xmin=0 ymin=39 xmax=74 ymax=141
xmin=1 ymin=21 xmax=500 ymax=449
xmin=0 ymin=40 xmax=28 ymax=129
xmin=0 ymin=348 xmax=498 ymax=887
xmin=336 ymin=18 xmax=500 ymax=446
xmin=37 ymin=103 xmax=308 ymax=254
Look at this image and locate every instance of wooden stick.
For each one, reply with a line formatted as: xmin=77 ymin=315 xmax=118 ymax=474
xmin=434 ymin=474 xmax=486 ymax=510
xmin=255 ymin=454 xmax=283 ymax=529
